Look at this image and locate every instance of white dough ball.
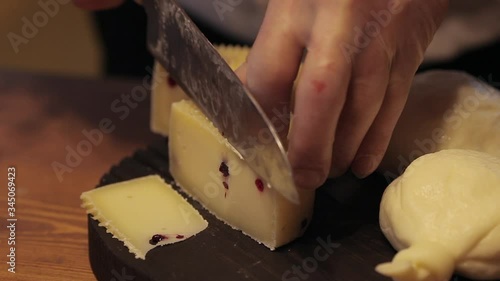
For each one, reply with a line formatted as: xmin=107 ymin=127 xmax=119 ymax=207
xmin=377 ymin=149 xmax=500 ymax=281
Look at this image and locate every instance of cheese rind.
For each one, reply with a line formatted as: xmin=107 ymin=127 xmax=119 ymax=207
xmin=169 ymin=100 xmax=315 ymax=249
xmin=150 ymin=45 xmax=250 ymax=136
xmin=80 ymin=175 xmax=208 ymax=259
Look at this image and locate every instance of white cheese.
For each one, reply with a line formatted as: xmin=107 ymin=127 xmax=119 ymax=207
xmin=169 ymin=100 xmax=315 ymax=249
xmin=80 ymin=175 xmax=208 ymax=259
xmin=150 ymin=45 xmax=250 ymax=136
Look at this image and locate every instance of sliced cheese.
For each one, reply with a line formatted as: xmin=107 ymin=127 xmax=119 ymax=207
xmin=150 ymin=45 xmax=250 ymax=136
xmin=80 ymin=175 xmax=208 ymax=259
xmin=168 ymin=100 xmax=315 ymax=249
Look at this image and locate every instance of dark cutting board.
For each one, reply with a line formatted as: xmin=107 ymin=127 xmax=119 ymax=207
xmin=87 ymin=138 xmax=473 ymax=281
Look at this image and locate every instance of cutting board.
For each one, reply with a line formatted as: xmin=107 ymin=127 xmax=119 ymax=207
xmin=87 ymin=138 xmax=473 ymax=281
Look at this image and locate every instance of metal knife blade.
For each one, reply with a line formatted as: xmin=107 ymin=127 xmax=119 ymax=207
xmin=143 ymin=0 xmax=299 ymax=203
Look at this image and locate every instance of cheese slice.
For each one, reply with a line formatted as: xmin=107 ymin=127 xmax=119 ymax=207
xmin=169 ymin=100 xmax=315 ymax=249
xmin=150 ymin=45 xmax=250 ymax=136
xmin=80 ymin=175 xmax=208 ymax=259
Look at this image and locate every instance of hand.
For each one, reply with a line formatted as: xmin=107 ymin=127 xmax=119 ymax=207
xmin=74 ymin=0 xmax=449 ymax=190
xmin=236 ymin=0 xmax=449 ymax=189
xmin=73 ymin=0 xmax=124 ymax=10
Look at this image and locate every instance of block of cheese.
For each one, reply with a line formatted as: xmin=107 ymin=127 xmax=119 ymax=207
xmin=150 ymin=45 xmax=250 ymax=136
xmin=80 ymin=175 xmax=208 ymax=259
xmin=168 ymin=100 xmax=315 ymax=249
xmin=149 ymin=62 xmax=188 ymax=136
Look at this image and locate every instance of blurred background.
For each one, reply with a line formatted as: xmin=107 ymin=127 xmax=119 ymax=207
xmin=0 ymin=0 xmax=246 ymax=79
xmin=0 ymin=1 xmax=102 ymax=77
xmin=1 ymin=1 xmax=499 ymax=80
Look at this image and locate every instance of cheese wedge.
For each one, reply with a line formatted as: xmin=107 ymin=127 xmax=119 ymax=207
xmin=150 ymin=45 xmax=250 ymax=136
xmin=80 ymin=175 xmax=208 ymax=259
xmin=169 ymin=100 xmax=315 ymax=249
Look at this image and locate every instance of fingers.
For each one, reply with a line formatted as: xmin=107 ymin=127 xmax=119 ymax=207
xmin=351 ymin=52 xmax=414 ymax=178
xmin=73 ymin=0 xmax=124 ymax=10
xmin=329 ymin=46 xmax=391 ymax=177
xmin=347 ymin=2 xmax=424 ymax=178
xmin=288 ymin=5 xmax=354 ymax=189
xmin=245 ymin=0 xmax=306 ymax=118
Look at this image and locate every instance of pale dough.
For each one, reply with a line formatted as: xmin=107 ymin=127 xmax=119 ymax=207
xmin=379 ymin=70 xmax=500 ymax=181
xmin=377 ymin=149 xmax=500 ymax=280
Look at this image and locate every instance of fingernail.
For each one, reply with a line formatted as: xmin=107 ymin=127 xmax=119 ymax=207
xmin=351 ymin=155 xmax=376 ymax=179
xmin=293 ymin=169 xmax=325 ymax=189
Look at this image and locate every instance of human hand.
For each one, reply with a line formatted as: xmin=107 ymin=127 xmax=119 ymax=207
xmin=236 ymin=0 xmax=449 ymax=189
xmin=73 ymin=0 xmax=449 ymax=190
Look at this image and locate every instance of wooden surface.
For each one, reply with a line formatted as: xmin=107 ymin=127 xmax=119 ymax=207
xmin=88 ymin=140 xmax=398 ymax=281
xmin=0 ymin=69 xmax=157 ymax=281
xmin=0 ymin=70 xmax=475 ymax=281
xmin=88 ymin=143 xmax=475 ymax=281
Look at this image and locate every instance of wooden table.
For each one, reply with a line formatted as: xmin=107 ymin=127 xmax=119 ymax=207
xmin=0 ymin=70 xmax=158 ymax=281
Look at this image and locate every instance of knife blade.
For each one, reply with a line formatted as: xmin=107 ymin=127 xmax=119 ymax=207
xmin=143 ymin=0 xmax=299 ymax=203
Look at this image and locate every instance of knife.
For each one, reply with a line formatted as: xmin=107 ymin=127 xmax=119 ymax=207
xmin=143 ymin=0 xmax=299 ymax=204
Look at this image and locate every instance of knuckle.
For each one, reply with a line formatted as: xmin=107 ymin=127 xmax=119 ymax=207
xmin=349 ymin=78 xmax=382 ymax=103
xmin=366 ymin=132 xmax=393 ymax=159
xmin=354 ymin=48 xmax=392 ymax=77
xmin=369 ymin=145 xmax=390 ymax=160
xmin=386 ymin=75 xmax=412 ymax=100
